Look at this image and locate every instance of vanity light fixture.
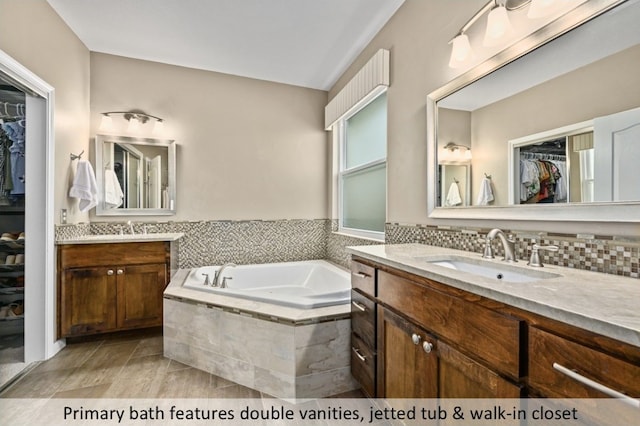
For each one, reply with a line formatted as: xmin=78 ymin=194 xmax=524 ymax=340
xmin=449 ymin=0 xmax=559 ymax=68
xmin=99 ymin=111 xmax=165 ymax=135
xmin=441 ymin=142 xmax=472 ymax=162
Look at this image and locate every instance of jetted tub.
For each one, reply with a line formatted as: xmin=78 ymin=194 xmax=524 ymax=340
xmin=182 ymin=260 xmax=350 ymax=309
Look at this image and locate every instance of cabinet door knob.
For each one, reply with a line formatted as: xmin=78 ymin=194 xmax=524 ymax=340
xmin=107 ymin=270 xmax=114 ymax=275
xmin=116 ymin=269 xmax=124 ymax=275
xmin=422 ymin=341 xmax=433 ymax=354
xmin=411 ymin=333 xmax=422 ymax=345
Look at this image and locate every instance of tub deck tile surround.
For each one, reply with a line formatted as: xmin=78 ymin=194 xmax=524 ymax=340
xmin=163 ymin=269 xmax=357 ymax=400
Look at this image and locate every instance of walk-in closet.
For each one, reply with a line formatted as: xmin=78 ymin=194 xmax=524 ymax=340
xmin=0 ymin=78 xmax=25 ymax=370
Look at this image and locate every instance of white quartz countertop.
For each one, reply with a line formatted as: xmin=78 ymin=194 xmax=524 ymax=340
xmin=347 ymin=244 xmax=640 ymax=349
xmin=55 ymin=232 xmax=184 ymax=245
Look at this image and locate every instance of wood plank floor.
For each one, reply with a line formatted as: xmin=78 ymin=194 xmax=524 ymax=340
xmin=0 ymin=328 xmax=364 ymax=400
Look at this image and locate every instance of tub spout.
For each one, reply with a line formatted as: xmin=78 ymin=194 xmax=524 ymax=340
xmin=214 ymin=263 xmax=237 ymax=287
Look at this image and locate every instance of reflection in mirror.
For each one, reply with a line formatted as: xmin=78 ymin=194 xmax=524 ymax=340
xmin=439 ymin=164 xmax=470 ymax=207
xmin=427 ymin=0 xmax=640 ymax=222
xmin=96 ymin=134 xmax=176 ymax=216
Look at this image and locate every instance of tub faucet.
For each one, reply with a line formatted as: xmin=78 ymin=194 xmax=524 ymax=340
xmin=485 ymin=228 xmax=517 ymax=262
xmin=214 ymin=263 xmax=237 ymax=287
xmin=127 ymin=220 xmax=135 ymax=235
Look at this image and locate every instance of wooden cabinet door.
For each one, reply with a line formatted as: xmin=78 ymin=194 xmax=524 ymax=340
xmin=377 ymin=307 xmax=438 ymax=398
xmin=438 ymin=340 xmax=522 ymax=398
xmin=116 ymin=263 xmax=167 ymax=329
xmin=60 ymin=267 xmax=117 ymax=337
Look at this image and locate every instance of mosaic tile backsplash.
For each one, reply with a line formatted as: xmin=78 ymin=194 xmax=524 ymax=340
xmin=56 ymin=220 xmax=639 ymax=278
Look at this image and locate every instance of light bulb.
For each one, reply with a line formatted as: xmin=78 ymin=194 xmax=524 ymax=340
xmin=464 ymin=149 xmax=472 ymax=160
xmin=449 ymin=34 xmax=472 ymax=68
xmin=99 ymin=114 xmax=113 ymax=131
xmin=127 ymin=116 xmax=141 ymax=133
xmin=152 ymin=119 xmax=164 ymax=136
xmin=484 ymin=5 xmax=512 ymax=46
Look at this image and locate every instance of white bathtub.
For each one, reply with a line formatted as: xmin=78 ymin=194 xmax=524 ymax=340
xmin=182 ymin=260 xmax=350 ymax=309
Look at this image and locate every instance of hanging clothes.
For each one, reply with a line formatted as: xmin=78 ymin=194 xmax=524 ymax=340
xmin=0 ymin=127 xmax=13 ymax=204
xmin=519 ymin=155 xmax=566 ymax=204
xmin=1 ymin=121 xmax=25 ymax=195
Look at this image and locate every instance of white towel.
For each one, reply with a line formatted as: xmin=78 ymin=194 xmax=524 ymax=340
xmin=104 ymin=169 xmax=124 ymax=208
xmin=446 ymin=182 xmax=462 ymax=206
xmin=69 ymin=160 xmax=98 ymax=212
xmin=476 ymin=176 xmax=494 ymax=206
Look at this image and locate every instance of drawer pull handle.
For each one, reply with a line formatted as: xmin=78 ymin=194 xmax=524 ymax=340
xmin=422 ymin=341 xmax=433 ymax=354
xmin=352 ymin=347 xmax=367 ymax=362
xmin=107 ymin=270 xmax=114 ymax=276
xmin=351 ymin=301 xmax=367 ymax=312
xmin=411 ymin=333 xmax=422 ymax=345
xmin=553 ymin=363 xmax=640 ymax=408
xmin=116 ymin=269 xmax=124 ymax=275
xmin=352 ymin=272 xmax=369 ymax=279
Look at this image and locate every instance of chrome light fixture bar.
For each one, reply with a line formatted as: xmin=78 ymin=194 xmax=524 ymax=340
xmin=441 ymin=142 xmax=472 ymax=162
xmin=99 ymin=110 xmax=165 ymax=135
xmin=449 ymin=0 xmax=560 ymax=68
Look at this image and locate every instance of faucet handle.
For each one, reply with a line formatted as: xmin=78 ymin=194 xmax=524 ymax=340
xmin=481 ymin=237 xmax=494 ymax=259
xmin=202 ymin=273 xmax=212 ymax=286
xmin=528 ymin=243 xmax=559 ymax=267
xmin=221 ymin=276 xmax=232 ymax=288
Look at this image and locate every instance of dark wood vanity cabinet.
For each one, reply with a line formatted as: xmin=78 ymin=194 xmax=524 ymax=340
xmin=349 ymin=260 xmax=377 ymax=397
xmin=58 ymin=242 xmax=169 ymax=338
xmin=350 ymin=255 xmax=640 ymax=400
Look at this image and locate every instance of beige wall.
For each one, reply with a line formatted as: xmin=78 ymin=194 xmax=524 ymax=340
xmin=329 ymin=0 xmax=639 ymax=235
xmin=0 ymin=0 xmax=91 ymax=224
xmin=90 ymin=53 xmax=328 ymax=221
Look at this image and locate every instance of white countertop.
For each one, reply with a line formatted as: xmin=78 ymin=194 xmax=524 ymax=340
xmin=347 ymin=243 xmax=640 ymax=349
xmin=55 ymin=232 xmax=184 ymax=245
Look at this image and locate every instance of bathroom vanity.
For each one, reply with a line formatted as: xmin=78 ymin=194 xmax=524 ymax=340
xmin=348 ymin=244 xmax=640 ymax=401
xmin=56 ymin=233 xmax=182 ymax=338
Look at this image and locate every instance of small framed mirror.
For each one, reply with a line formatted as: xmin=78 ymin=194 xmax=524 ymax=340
xmin=95 ymin=134 xmax=176 ymax=216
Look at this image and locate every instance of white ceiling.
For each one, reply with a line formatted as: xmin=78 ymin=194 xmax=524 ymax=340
xmin=46 ymin=0 xmax=405 ymax=91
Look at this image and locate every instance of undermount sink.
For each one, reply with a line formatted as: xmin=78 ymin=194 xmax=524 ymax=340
xmin=422 ymin=255 xmax=561 ymax=283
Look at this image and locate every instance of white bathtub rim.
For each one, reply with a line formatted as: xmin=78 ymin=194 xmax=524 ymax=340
xmin=164 ymin=267 xmax=351 ymax=323
xmin=183 ymin=260 xmax=350 ymax=309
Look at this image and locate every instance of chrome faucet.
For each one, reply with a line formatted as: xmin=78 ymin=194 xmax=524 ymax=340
xmin=214 ymin=263 xmax=237 ymax=287
xmin=484 ymin=228 xmax=517 ymax=262
xmin=127 ymin=220 xmax=135 ymax=235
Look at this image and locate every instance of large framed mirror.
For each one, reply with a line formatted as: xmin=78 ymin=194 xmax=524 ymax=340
xmin=95 ymin=134 xmax=176 ymax=216
xmin=427 ymin=0 xmax=640 ymax=222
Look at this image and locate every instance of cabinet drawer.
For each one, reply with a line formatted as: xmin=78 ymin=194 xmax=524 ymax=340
xmin=529 ymin=327 xmax=640 ymax=398
xmin=351 ymin=290 xmax=376 ymax=349
xmin=350 ymin=260 xmax=376 ymax=297
xmin=378 ymin=270 xmax=522 ymax=380
xmin=58 ymin=242 xmax=168 ymax=268
xmin=351 ymin=333 xmax=376 ymax=397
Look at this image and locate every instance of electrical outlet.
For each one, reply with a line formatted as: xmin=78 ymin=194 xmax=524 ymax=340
xmin=61 ymin=209 xmax=67 ymax=224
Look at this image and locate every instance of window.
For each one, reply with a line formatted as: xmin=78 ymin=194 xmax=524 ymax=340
xmin=338 ymin=92 xmax=387 ymax=240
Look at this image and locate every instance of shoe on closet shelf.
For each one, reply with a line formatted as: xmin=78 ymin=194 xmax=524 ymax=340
xmin=15 ymin=254 xmax=24 ymax=264
xmin=5 ymin=255 xmax=16 ymax=265
xmin=16 ymin=232 xmax=25 ymax=242
xmin=0 ymin=233 xmax=17 ymax=241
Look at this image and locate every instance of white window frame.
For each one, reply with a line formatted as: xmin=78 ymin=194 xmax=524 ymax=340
xmin=336 ymin=89 xmax=387 ymax=241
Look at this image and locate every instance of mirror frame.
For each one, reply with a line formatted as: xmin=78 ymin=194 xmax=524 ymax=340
xmin=427 ymin=0 xmax=639 ymax=222
xmin=95 ymin=134 xmax=177 ymax=216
